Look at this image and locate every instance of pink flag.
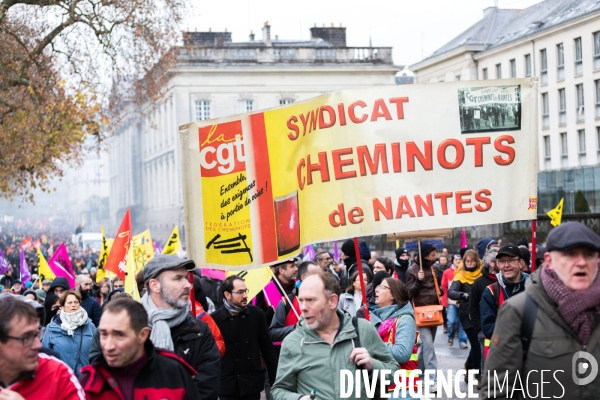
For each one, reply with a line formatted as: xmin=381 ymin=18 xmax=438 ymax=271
xmin=20 ymin=251 xmax=31 ymax=285
xmin=201 ymin=268 xmax=226 ymax=280
xmin=460 ymin=228 xmax=468 ymax=249
xmin=48 ymin=243 xmax=75 ymax=288
xmin=263 ymin=281 xmax=284 ymax=309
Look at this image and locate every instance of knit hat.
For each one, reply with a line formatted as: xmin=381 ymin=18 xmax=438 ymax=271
xmin=358 ymin=242 xmax=371 ymax=263
xmin=372 ymin=271 xmax=392 ymax=289
xmin=341 ymin=239 xmax=355 ymax=258
xmin=35 ymin=288 xmax=46 ymax=302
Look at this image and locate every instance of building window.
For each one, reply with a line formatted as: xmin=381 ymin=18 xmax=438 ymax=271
xmin=578 ymin=129 xmax=586 ymax=155
xmin=482 ymin=68 xmax=488 ymax=80
xmin=574 ymin=37 xmax=583 ymax=75
xmin=496 ymin=63 xmax=502 ymax=79
xmin=576 ymin=84 xmax=585 ymax=121
xmin=542 ymin=92 xmax=549 ymax=128
xmin=594 ymin=31 xmax=600 ymax=70
xmin=560 ymin=132 xmax=568 ymax=157
xmin=597 ymin=127 xmax=600 ymax=152
xmin=455 ymin=75 xmax=461 ymax=81
xmin=540 ymin=49 xmax=548 ymax=84
xmin=195 ymin=100 xmax=211 ymax=121
xmin=596 ymin=79 xmax=600 ymax=118
xmin=279 ymin=99 xmax=295 ymax=105
xmin=238 ymin=99 xmax=254 ymax=113
xmin=525 ymin=54 xmax=531 ymax=77
xmin=557 ymin=43 xmax=564 ymax=80
xmin=559 ymin=88 xmax=567 ymax=125
xmin=509 ymin=59 xmax=516 ymax=78
xmin=543 ymin=135 xmax=551 ymax=160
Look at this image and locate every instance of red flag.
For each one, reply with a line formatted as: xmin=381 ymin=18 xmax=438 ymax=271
xmin=104 ymin=208 xmax=132 ymax=280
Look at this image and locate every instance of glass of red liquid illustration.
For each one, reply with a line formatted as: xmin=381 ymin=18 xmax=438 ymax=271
xmin=274 ymin=191 xmax=300 ymax=256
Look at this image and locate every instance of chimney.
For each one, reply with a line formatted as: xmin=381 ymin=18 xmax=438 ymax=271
xmin=249 ymin=31 xmax=255 ymax=41
xmin=310 ymin=25 xmax=346 ymax=47
xmin=262 ymin=21 xmax=271 ymax=46
xmin=182 ymin=30 xmax=233 ymax=46
xmin=483 ymin=6 xmax=497 ymax=18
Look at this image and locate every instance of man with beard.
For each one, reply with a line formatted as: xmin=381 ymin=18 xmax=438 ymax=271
xmin=394 ymin=247 xmax=411 ymax=283
xmin=76 ymin=274 xmax=102 ymax=327
xmin=255 ymin=258 xmax=298 ymax=326
xmin=272 ymin=273 xmax=397 ymax=400
xmin=212 ymin=276 xmax=277 ymax=400
xmin=141 ymin=255 xmax=220 ymax=400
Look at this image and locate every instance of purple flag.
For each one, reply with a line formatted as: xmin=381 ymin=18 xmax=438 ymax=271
xmin=333 ymin=241 xmax=340 ymax=263
xmin=20 ymin=250 xmax=31 ymax=285
xmin=302 ymin=245 xmax=316 ymax=262
xmin=48 ymin=243 xmax=75 ymax=288
xmin=0 ymin=249 xmax=9 ymax=275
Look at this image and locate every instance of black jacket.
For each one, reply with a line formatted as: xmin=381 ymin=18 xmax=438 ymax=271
xmin=469 ymin=266 xmax=498 ymax=332
xmin=449 ymin=278 xmax=478 ymax=330
xmin=81 ymin=339 xmax=201 ymax=399
xmin=212 ymin=305 xmax=278 ymax=396
xmin=171 ymin=316 xmax=221 ymax=400
xmin=80 ymin=291 xmax=102 ymax=327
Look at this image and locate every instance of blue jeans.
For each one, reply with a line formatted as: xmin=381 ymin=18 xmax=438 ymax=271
xmin=446 ymin=304 xmax=467 ymax=344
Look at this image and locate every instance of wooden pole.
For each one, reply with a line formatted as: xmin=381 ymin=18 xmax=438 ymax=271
xmin=353 ymin=237 xmax=369 ymax=321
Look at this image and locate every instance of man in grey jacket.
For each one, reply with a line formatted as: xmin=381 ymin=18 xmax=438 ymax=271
xmin=482 ymin=222 xmax=600 ymax=399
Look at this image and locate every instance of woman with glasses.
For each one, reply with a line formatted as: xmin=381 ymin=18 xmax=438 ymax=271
xmin=94 ymin=278 xmax=110 ymax=306
xmin=448 ymin=249 xmax=483 ymax=383
xmin=370 ymin=278 xmax=419 ymax=399
xmin=42 ymin=289 xmax=96 ymax=376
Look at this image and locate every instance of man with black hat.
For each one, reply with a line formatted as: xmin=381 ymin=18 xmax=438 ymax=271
xmin=482 ymin=222 xmax=600 ymax=399
xmin=394 ymin=247 xmax=410 ymax=283
xmin=142 ymin=254 xmax=220 ymax=400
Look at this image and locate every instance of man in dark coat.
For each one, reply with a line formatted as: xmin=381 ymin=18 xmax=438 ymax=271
xmin=212 ymin=275 xmax=277 ymax=400
xmin=76 ymin=274 xmax=102 ymax=326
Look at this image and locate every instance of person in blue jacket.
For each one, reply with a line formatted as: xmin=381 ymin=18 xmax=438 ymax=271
xmin=42 ymin=289 xmax=96 ymax=376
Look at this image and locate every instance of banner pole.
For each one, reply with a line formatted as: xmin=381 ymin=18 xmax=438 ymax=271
xmin=531 ymin=220 xmax=537 ymax=273
xmin=353 ymin=237 xmax=370 ymax=321
xmin=417 ymin=239 xmax=423 ymax=272
xmin=189 ymin=272 xmax=197 ymax=318
xmin=270 ymin=268 xmax=301 ymax=320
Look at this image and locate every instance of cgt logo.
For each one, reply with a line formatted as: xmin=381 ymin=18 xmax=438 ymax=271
xmin=199 ymin=120 xmax=246 ymax=177
xmin=572 ymin=351 xmax=598 ymax=385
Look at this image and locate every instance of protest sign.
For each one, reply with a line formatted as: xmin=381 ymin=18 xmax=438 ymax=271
xmin=180 ymin=78 xmax=538 ymax=270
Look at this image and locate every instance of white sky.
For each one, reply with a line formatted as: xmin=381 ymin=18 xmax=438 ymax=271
xmin=185 ymin=0 xmax=545 ymax=68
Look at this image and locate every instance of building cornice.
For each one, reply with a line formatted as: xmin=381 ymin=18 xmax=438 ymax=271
xmin=410 ymin=45 xmax=487 ymax=71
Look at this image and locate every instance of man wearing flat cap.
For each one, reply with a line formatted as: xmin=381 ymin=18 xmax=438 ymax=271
xmin=482 ymin=222 xmax=600 ymax=400
xmin=142 ymin=255 xmax=221 ymax=400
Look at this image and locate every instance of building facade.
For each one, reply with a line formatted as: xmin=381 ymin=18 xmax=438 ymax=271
xmin=109 ymin=24 xmax=399 ymax=241
xmin=411 ymin=0 xmax=600 ymax=213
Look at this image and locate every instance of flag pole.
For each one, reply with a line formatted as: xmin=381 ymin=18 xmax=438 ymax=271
xmin=531 ymin=220 xmax=537 ymax=273
xmin=189 ymin=272 xmax=197 ymax=318
xmin=270 ymin=268 xmax=301 ymax=320
xmin=353 ymin=237 xmax=369 ymax=321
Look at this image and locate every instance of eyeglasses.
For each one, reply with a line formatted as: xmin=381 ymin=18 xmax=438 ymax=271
xmin=231 ymin=289 xmax=249 ymax=295
xmin=6 ymin=327 xmax=45 ymax=347
xmin=497 ymin=258 xmax=520 ymax=266
xmin=465 ymin=259 xmax=476 ymax=264
xmin=375 ymin=285 xmax=390 ymax=291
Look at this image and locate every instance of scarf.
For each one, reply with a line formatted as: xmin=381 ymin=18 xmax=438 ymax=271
xmin=140 ymin=292 xmax=190 ymax=352
xmin=541 ymin=267 xmax=600 ymax=345
xmin=497 ymin=272 xmax=528 ymax=297
xmin=223 ymin=299 xmax=246 ymax=316
xmin=452 ymin=261 xmax=483 ymax=285
xmin=60 ymin=308 xmax=88 ymax=336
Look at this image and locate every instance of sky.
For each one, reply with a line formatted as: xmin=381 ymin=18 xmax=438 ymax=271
xmin=184 ymin=0 xmax=545 ymax=69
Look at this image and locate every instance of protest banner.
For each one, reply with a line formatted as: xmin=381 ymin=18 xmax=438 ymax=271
xmin=37 ymin=248 xmax=55 ymax=284
xmin=180 ymin=78 xmax=538 ymax=270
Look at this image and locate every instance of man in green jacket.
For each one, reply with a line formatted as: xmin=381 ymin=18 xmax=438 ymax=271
xmin=482 ymin=222 xmax=600 ymax=399
xmin=271 ymin=272 xmax=398 ymax=400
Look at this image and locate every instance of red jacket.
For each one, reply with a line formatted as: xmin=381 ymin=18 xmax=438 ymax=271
xmin=80 ymin=340 xmax=200 ymax=400
xmin=194 ymin=303 xmax=226 ymax=357
xmin=441 ymin=267 xmax=457 ymax=307
xmin=5 ymin=353 xmax=85 ymax=399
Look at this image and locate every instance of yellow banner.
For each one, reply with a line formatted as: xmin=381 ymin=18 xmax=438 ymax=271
xmin=123 ymin=230 xmax=154 ymax=300
xmin=227 ymin=267 xmax=272 ymax=302
xmin=37 ymin=248 xmax=55 ymax=284
xmin=162 ymin=226 xmax=182 ymax=255
xmin=96 ymin=226 xmax=114 ymax=283
xmin=181 ymin=79 xmax=539 ymax=270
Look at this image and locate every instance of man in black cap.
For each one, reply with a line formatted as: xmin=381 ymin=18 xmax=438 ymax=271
xmin=482 ymin=222 xmax=600 ymax=399
xmin=394 ymin=247 xmax=410 ymax=283
xmin=141 ymin=254 xmax=220 ymax=400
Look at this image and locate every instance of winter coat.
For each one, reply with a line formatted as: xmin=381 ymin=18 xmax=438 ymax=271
xmin=370 ymin=303 xmax=417 ymax=364
xmin=481 ymin=269 xmax=600 ymax=400
xmin=42 ymin=314 xmax=96 ymax=375
xmin=193 ymin=302 xmax=226 ymax=357
xmin=468 ymin=266 xmax=498 ymax=331
xmin=479 ymin=272 xmax=529 ymax=339
xmin=393 ymin=260 xmax=410 ymax=283
xmin=338 ymin=292 xmax=359 ymax=317
xmin=269 ymin=292 xmax=300 ymax=344
xmin=405 ymin=262 xmax=440 ymax=306
xmin=448 ymin=269 xmax=480 ymax=330
xmin=441 ymin=267 xmax=456 ymax=307
xmin=80 ymin=293 xmax=102 ymax=327
xmin=271 ymin=309 xmax=398 ymax=400
xmin=80 ymin=339 xmax=200 ymax=400
xmin=211 ymin=305 xmax=278 ymax=396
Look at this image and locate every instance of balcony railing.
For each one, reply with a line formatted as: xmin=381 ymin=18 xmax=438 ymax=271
xmin=176 ymin=46 xmax=394 ymax=64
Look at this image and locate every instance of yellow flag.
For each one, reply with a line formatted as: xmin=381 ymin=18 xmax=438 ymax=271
xmin=37 ymin=248 xmax=55 ymax=284
xmin=96 ymin=226 xmax=114 ymax=283
xmin=227 ymin=267 xmax=272 ymax=301
xmin=547 ymin=198 xmax=564 ymax=227
xmin=124 ymin=230 xmax=154 ymax=301
xmin=162 ymin=226 xmax=182 ymax=255
xmin=125 ymin=246 xmax=140 ymax=301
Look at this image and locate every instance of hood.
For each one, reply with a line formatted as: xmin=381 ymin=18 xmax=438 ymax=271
xmin=477 ymin=238 xmax=493 ymax=259
xmin=48 ymin=277 xmax=70 ymax=293
xmin=496 ymin=271 xmax=529 ymax=296
xmin=371 ymin=302 xmax=414 ymax=325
